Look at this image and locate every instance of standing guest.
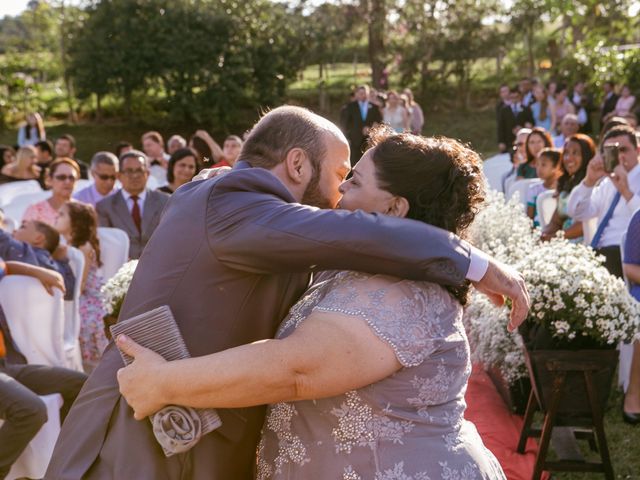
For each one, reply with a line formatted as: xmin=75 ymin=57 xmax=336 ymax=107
xmin=570 ymin=80 xmax=594 ymax=134
xmin=551 ymin=83 xmax=576 ymax=130
xmin=212 ymin=135 xmax=243 ymax=168
xmin=189 ymin=130 xmax=223 ymax=166
xmin=55 ymin=134 xmax=88 ymax=179
xmin=157 ymin=148 xmax=199 ymax=195
xmin=404 ymin=88 xmax=425 ymax=134
xmin=614 ymin=85 xmax=636 ymax=117
xmin=382 ymin=90 xmax=410 ymax=133
xmin=531 ymin=85 xmax=555 ymax=132
xmin=519 ymin=77 xmax=535 ymax=108
xmin=568 ymin=125 xmax=640 ymax=278
xmin=34 ymin=140 xmax=54 ymax=189
xmin=114 ymin=141 xmax=133 ymax=159
xmin=541 ymin=134 xmax=595 ymax=242
xmin=141 ymin=131 xmax=170 ymax=187
xmin=526 ymin=148 xmax=562 ymax=227
xmin=55 ymin=201 xmax=108 ymax=371
xmin=0 ymin=146 xmax=16 ymax=171
xmin=166 ymin=135 xmax=187 ymax=155
xmin=517 ymin=127 xmax=553 ymax=179
xmin=95 ymin=150 xmax=169 ymax=259
xmin=23 ymin=158 xmax=79 ymax=226
xmin=73 ymin=152 xmax=118 ymax=207
xmin=0 ymin=258 xmax=86 ymax=480
xmin=497 ymin=88 xmax=534 ymax=153
xmin=341 ymin=84 xmax=383 ymax=165
xmin=496 ymin=84 xmax=511 ymax=153
xmin=0 ymin=146 xmax=41 ymax=184
xmin=546 ymin=80 xmax=558 ymax=106
xmin=553 ymin=113 xmax=580 ymax=148
xmin=600 ymin=81 xmax=619 ymax=127
xmin=16 ymin=113 xmax=45 ymax=147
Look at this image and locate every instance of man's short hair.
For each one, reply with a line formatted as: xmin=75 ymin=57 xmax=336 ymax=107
xmin=224 ymin=135 xmax=243 ymax=145
xmin=168 ymin=135 xmax=187 ymax=148
xmin=602 ymin=125 xmax=638 ymax=150
xmin=35 ymin=140 xmax=54 ymax=156
xmin=90 ymin=151 xmax=119 ymax=170
xmin=238 ymin=106 xmax=344 ymax=173
xmin=115 ymin=141 xmax=132 ymax=158
xmin=119 ymin=149 xmax=149 ymax=170
xmin=356 ymin=84 xmax=370 ymax=94
xmin=57 ymin=134 xmax=76 ymax=149
xmin=33 ymin=221 xmax=60 ymax=254
xmin=562 ymin=113 xmax=579 ymax=124
xmin=141 ymin=131 xmax=164 ymax=147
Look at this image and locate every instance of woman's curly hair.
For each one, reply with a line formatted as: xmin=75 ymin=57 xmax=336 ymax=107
xmin=368 ymin=126 xmax=486 ymax=305
xmin=66 ymin=201 xmax=102 ymax=267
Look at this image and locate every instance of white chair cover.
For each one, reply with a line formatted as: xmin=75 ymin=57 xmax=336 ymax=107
xmin=481 ymin=153 xmax=512 ymax=193
xmin=63 ymin=246 xmax=85 ymax=371
xmin=0 ymin=276 xmax=66 ymax=367
xmin=97 ymin=227 xmax=130 ymax=282
xmin=2 ymin=190 xmax=52 ymax=225
xmin=581 ymin=217 xmax=598 ymax=246
xmin=0 ymin=180 xmax=42 ymax=208
xmin=2 ymin=393 xmax=63 ymax=480
xmin=536 ymin=190 xmax=558 ymax=231
xmin=506 ymin=179 xmax=543 ymax=209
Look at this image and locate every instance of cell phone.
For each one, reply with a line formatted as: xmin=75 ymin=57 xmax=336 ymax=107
xmin=602 ymin=143 xmax=619 ymax=173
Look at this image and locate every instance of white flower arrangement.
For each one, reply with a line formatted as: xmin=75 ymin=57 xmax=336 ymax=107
xmin=465 ymin=191 xmax=640 ymax=385
xmin=101 ymin=260 xmax=139 ymax=318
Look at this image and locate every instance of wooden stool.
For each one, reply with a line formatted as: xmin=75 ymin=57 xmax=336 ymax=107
xmin=517 ymin=350 xmax=617 ymax=480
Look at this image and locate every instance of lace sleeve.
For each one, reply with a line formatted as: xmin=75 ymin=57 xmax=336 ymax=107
xmin=313 ymin=272 xmax=460 ymax=367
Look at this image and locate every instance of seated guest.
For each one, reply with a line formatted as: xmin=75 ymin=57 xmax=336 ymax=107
xmin=526 ymin=148 xmax=562 ymax=227
xmin=167 ymin=135 xmax=187 ymax=155
xmin=73 ymin=152 xmax=118 ymax=207
xmin=553 ymin=113 xmax=580 ymax=148
xmin=157 ymin=148 xmax=199 ymax=195
xmin=16 ymin=112 xmax=46 ymax=147
xmin=55 ymin=201 xmax=107 ymax=371
xmin=96 ymin=151 xmax=170 ymax=259
xmin=211 ymin=135 xmax=243 ymax=168
xmin=34 ymin=140 xmax=54 ymax=189
xmin=622 ymin=209 xmax=640 ymax=424
xmin=541 ymin=134 xmax=595 ymax=242
xmin=517 ymin=127 xmax=552 ymax=179
xmin=54 ymin=134 xmax=88 ymax=179
xmin=0 ymin=146 xmax=41 ymax=184
xmin=497 ymin=89 xmax=534 ymax=152
xmin=24 ymin=158 xmax=79 ymax=226
xmin=600 ymin=81 xmax=619 ymax=128
xmin=114 ymin=141 xmax=133 ymax=159
xmin=568 ymin=125 xmax=640 ymax=278
xmin=0 ymin=257 xmax=87 ymax=480
xmin=531 ymin=84 xmax=555 ymax=132
xmin=141 ymin=131 xmax=170 ymax=187
xmin=0 ymin=146 xmax=16 ymax=171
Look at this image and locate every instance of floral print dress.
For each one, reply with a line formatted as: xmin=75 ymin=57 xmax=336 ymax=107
xmin=79 ymin=261 xmax=108 ymax=367
xmin=257 ymin=272 xmax=505 ymax=480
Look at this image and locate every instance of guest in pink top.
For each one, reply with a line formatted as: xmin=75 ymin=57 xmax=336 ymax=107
xmin=614 ymin=85 xmax=636 ymax=116
xmin=23 ymin=158 xmax=80 ymax=226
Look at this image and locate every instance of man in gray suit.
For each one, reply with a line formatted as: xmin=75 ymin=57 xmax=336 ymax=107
xmin=95 ymin=150 xmax=169 ymax=259
xmin=46 ymin=106 xmax=528 ymax=480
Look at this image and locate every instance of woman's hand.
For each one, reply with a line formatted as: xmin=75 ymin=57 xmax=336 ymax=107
xmin=192 ymin=166 xmax=232 ymax=181
xmin=116 ymin=335 xmax=169 ymax=420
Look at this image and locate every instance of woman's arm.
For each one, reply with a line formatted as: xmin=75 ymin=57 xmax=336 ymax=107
xmin=78 ymin=243 xmax=93 ymax=292
xmin=117 ymin=310 xmax=402 ymax=420
xmin=194 ymin=130 xmax=223 ymax=163
xmin=550 ymin=106 xmax=557 ymax=133
xmin=624 ymin=263 xmax=640 ymax=284
xmin=563 ymin=220 xmax=583 ymax=240
xmin=403 ymin=109 xmax=411 ymax=132
xmin=526 ymin=204 xmax=535 ymax=220
xmin=5 ymin=261 xmax=65 ymax=294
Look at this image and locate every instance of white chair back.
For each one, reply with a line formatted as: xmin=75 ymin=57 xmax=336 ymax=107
xmin=582 ymin=217 xmax=598 ymax=246
xmin=536 ymin=190 xmax=558 ymax=231
xmin=481 ymin=153 xmax=512 ymax=193
xmin=506 ymin=179 xmax=542 ymax=209
xmin=0 ymin=276 xmax=67 ymax=367
xmin=2 ymin=393 xmax=63 ymax=480
xmin=64 ymin=246 xmax=85 ymax=371
xmin=0 ymin=180 xmax=42 ymax=207
xmin=2 ymin=190 xmax=52 ymax=225
xmin=98 ymin=227 xmax=130 ymax=281
xmin=146 ymin=175 xmax=160 ymax=190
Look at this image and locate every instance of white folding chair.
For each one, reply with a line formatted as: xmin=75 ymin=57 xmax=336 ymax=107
xmin=0 ymin=180 xmax=42 ymax=208
xmin=2 ymin=190 xmax=52 ymax=225
xmin=2 ymin=393 xmax=64 ymax=480
xmin=481 ymin=153 xmax=513 ymax=193
xmin=582 ymin=217 xmax=598 ymax=246
xmin=97 ymin=227 xmax=130 ymax=282
xmin=506 ymin=179 xmax=542 ymax=209
xmin=536 ymin=190 xmax=558 ymax=231
xmin=63 ymin=246 xmax=85 ymax=371
xmin=0 ymin=276 xmax=67 ymax=367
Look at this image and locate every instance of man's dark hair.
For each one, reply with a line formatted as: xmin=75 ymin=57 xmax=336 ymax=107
xmin=538 ymin=148 xmax=562 ymax=168
xmin=115 ymin=141 xmax=132 ymax=158
xmin=34 ymin=140 xmax=53 ymax=156
xmin=602 ymin=125 xmax=638 ymax=151
xmin=33 ymin=221 xmax=60 ymax=254
xmin=57 ymin=134 xmax=76 ymax=149
xmin=119 ymin=149 xmax=149 ymax=170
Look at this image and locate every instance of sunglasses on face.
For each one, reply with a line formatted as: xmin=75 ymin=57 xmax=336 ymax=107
xmin=53 ymin=174 xmax=77 ymax=182
xmin=93 ymin=172 xmax=117 ymax=181
xmin=122 ymin=169 xmax=147 ymax=177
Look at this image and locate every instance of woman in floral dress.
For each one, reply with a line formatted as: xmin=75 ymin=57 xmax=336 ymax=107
xmin=117 ymin=129 xmax=506 ymax=479
xmin=55 ymin=200 xmax=108 ymax=370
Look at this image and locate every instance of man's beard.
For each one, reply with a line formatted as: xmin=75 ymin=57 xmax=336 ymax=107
xmin=301 ymin=168 xmax=333 ymax=209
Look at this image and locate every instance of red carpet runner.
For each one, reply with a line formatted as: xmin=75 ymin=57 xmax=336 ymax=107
xmin=464 ymin=365 xmax=549 ymax=480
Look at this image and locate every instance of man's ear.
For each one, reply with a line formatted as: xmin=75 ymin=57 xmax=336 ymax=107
xmin=387 ymin=196 xmax=410 ymax=218
xmin=283 ymin=148 xmax=311 ymax=185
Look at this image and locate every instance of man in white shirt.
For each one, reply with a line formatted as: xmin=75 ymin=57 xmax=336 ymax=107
xmin=73 ymin=152 xmax=118 ymax=207
xmin=568 ymin=125 xmax=640 ymax=277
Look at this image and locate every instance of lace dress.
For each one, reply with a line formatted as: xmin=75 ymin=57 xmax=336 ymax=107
xmin=257 ymin=272 xmax=505 ymax=480
xmin=79 ymin=261 xmax=108 ymax=366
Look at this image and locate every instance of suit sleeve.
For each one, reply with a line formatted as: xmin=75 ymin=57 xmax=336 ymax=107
xmin=209 ymin=194 xmax=472 ymax=286
xmin=95 ymin=202 xmax=112 ymax=227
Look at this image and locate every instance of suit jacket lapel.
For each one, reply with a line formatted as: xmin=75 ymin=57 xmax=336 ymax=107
xmin=113 ymin=191 xmax=139 ymax=237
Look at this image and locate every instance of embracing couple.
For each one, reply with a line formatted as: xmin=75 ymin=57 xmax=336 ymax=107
xmin=46 ymin=107 xmax=528 ymax=479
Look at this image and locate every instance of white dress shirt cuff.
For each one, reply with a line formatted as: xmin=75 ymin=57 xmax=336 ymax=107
xmin=466 ymin=247 xmax=490 ymax=282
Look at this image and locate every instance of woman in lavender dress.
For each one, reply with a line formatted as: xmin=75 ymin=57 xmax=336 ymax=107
xmin=117 ymin=129 xmax=506 ymax=479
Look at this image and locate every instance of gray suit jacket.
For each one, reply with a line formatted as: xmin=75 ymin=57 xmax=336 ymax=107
xmin=95 ymin=189 xmax=169 ymax=259
xmin=46 ymin=162 xmax=472 ymax=480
